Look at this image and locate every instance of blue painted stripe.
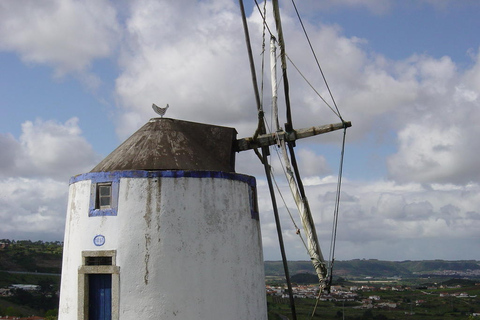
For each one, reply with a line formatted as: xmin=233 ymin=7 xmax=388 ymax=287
xmin=70 ymin=170 xmax=256 ymax=187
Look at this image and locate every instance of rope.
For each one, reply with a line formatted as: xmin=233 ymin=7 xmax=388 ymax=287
xmin=327 ymin=126 xmax=348 ymax=287
xmin=261 ymin=145 xmax=298 ymax=320
xmin=259 ymin=0 xmax=267 ymax=122
xmin=310 ymin=290 xmax=322 ymax=319
xmin=254 ymin=0 xmax=343 ymax=122
xmin=272 ymin=171 xmax=308 ymax=249
xmin=286 ymin=0 xmax=349 ymax=287
xmin=238 ymin=0 xmax=265 ymax=141
xmin=254 ymin=0 xmax=344 ymax=123
xmin=248 ymin=2 xmax=350 ymax=316
xmin=290 ymin=0 xmax=343 ymax=120
xmin=286 ymin=54 xmax=341 ymax=119
xmin=254 ymin=0 xmax=275 ymax=38
xmin=272 ymin=0 xmax=294 ymax=130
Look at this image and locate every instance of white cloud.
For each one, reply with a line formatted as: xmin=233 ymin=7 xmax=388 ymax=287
xmin=283 ymin=0 xmax=393 ymax=16
xmin=113 ymin=0 xmax=390 ymax=141
xmin=386 ymin=52 xmax=480 ymax=185
xmin=0 ymin=178 xmax=67 ymax=241
xmin=464 ymin=48 xmax=480 ymax=92
xmin=296 ymin=149 xmax=330 ymax=177
xmin=110 ymin=0 xmax=480 ymax=261
xmin=454 ymin=85 xmax=478 ymax=103
xmin=115 ymin=0 xmax=254 ymax=138
xmin=0 ymin=0 xmax=120 ymax=77
xmin=0 ymin=118 xmax=100 ymax=181
xmin=259 ymin=178 xmax=480 ymax=260
xmin=0 ymin=118 xmax=99 ymax=241
xmin=388 ymin=124 xmax=458 ymax=183
xmin=288 ymin=0 xmax=478 ymax=17
xmin=2 ymin=0 xmax=480 ymax=261
xmin=0 ymin=133 xmax=22 ymax=174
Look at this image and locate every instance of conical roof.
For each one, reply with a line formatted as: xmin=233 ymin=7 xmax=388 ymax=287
xmin=90 ymin=118 xmax=237 ymax=173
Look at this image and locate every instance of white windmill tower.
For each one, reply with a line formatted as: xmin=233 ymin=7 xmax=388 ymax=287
xmin=58 ymin=115 xmax=267 ymax=319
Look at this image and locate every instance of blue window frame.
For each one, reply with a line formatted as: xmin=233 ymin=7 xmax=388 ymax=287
xmin=89 ymin=177 xmax=119 ymax=217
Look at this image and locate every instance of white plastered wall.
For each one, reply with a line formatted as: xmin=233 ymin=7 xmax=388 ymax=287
xmin=59 ymin=175 xmax=267 ymax=320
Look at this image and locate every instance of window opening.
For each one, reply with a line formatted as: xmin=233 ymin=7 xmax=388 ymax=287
xmin=86 ymin=256 xmax=113 ymax=266
xmin=89 ymin=180 xmax=119 ymax=217
xmin=249 ymin=185 xmax=259 ymax=220
xmin=97 ymin=183 xmax=112 ymax=209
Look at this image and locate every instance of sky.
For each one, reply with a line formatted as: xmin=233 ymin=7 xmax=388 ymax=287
xmin=1 ymin=0 xmax=480 ymax=262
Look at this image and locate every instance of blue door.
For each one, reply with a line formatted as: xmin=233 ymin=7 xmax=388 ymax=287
xmin=89 ymin=274 xmax=112 ymax=320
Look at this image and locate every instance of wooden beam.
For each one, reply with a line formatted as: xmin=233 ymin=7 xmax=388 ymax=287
xmin=235 ymin=121 xmax=351 ymax=152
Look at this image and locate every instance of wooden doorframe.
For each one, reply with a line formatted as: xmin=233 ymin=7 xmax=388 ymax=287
xmin=78 ymin=250 xmax=119 ymax=320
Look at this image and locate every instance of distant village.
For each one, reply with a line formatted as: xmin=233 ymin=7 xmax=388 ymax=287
xmin=417 ymin=269 xmax=480 ymax=277
xmin=267 ymin=282 xmax=479 ymax=312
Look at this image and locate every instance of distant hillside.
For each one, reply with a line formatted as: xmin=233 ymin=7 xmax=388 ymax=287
xmin=1 ymin=240 xmax=479 ymax=280
xmin=265 ymin=259 xmax=480 ymax=278
xmin=0 ymin=240 xmax=62 ymax=274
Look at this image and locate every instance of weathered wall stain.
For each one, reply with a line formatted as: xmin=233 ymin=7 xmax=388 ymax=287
xmin=143 ymin=179 xmax=154 ymax=285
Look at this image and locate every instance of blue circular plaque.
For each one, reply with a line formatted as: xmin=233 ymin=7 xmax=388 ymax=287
xmin=93 ymin=235 xmax=105 ymax=246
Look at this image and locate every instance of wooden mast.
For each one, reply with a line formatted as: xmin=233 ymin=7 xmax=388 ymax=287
xmin=238 ymin=1 xmax=298 ymax=318
xmin=238 ymin=0 xmax=351 ymax=318
xmin=261 ymin=0 xmax=351 ymax=291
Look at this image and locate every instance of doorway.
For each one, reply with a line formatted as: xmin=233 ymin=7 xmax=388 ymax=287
xmin=88 ymin=274 xmax=112 ymax=320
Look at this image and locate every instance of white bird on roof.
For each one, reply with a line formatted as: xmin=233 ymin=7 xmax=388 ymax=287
xmin=152 ymin=103 xmax=169 ymax=118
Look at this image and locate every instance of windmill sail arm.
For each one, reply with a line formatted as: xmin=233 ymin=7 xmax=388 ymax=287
xmin=235 ymin=121 xmax=351 ymax=152
xmin=288 ymin=172 xmax=328 ymax=282
xmin=301 ymin=197 xmax=328 ymax=283
xmin=294 ymin=121 xmax=351 ymax=139
xmin=279 ymin=139 xmax=328 ymax=284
